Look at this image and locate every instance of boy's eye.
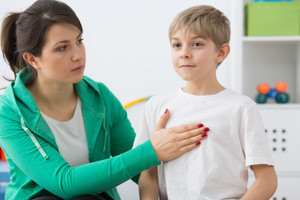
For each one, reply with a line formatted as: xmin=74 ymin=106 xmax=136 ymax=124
xmin=193 ymin=42 xmax=202 ymax=47
xmin=173 ymin=43 xmax=181 ymax=48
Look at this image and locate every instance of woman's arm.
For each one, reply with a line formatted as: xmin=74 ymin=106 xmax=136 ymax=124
xmin=139 ymin=166 xmax=159 ymax=200
xmin=0 ymin=98 xmax=160 ymax=199
xmin=0 ymin=104 xmax=204 ymax=199
xmin=0 ymin=121 xmax=159 ymax=199
xmin=241 ymin=164 xmax=277 ymax=200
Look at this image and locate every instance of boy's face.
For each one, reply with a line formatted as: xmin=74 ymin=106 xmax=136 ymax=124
xmin=170 ymin=30 xmax=220 ymax=84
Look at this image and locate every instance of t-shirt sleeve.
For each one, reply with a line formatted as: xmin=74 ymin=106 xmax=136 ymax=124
xmin=240 ymin=103 xmax=274 ymax=168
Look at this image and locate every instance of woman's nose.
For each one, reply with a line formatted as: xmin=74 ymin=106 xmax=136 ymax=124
xmin=72 ymin=46 xmax=84 ymax=62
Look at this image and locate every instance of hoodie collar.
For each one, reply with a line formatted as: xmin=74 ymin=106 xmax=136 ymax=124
xmin=9 ymin=68 xmax=105 ymax=129
xmin=6 ymin=68 xmax=106 ymax=155
xmin=5 ymin=68 xmax=57 ymax=148
xmin=8 ymin=68 xmax=42 ymax=131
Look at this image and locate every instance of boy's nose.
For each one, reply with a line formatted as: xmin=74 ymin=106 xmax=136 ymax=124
xmin=180 ymin=47 xmax=192 ymax=59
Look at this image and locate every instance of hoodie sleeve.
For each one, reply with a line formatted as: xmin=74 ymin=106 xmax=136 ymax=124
xmin=0 ymin=95 xmax=159 ymax=199
xmin=100 ymin=83 xmax=155 ymax=184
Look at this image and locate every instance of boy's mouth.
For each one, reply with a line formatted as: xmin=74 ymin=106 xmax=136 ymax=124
xmin=180 ymin=65 xmax=194 ymax=68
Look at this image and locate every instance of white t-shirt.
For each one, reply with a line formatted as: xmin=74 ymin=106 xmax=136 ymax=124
xmin=134 ymin=89 xmax=273 ymax=200
xmin=41 ymin=98 xmax=90 ymax=167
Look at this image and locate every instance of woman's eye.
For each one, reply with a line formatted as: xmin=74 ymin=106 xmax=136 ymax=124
xmin=77 ymin=38 xmax=84 ymax=45
xmin=173 ymin=43 xmax=181 ymax=48
xmin=194 ymin=42 xmax=202 ymax=47
xmin=58 ymin=46 xmax=66 ymax=51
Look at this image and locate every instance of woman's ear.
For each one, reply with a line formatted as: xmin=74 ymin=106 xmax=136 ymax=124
xmin=23 ymin=53 xmax=40 ymax=70
xmin=216 ymin=43 xmax=230 ymax=64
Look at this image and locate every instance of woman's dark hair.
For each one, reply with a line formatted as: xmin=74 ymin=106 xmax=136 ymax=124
xmin=1 ymin=0 xmax=83 ymax=85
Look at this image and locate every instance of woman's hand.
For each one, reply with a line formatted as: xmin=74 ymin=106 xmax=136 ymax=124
xmin=150 ymin=109 xmax=209 ymax=161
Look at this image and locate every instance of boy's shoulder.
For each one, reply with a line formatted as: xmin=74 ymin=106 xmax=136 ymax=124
xmin=147 ymin=89 xmax=258 ymax=111
xmin=224 ymin=89 xmax=258 ymax=110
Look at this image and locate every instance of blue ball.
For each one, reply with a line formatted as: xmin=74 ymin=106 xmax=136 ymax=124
xmin=267 ymin=88 xmax=279 ymax=99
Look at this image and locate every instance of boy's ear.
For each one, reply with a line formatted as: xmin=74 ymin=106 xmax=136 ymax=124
xmin=23 ymin=53 xmax=40 ymax=70
xmin=216 ymin=43 xmax=230 ymax=64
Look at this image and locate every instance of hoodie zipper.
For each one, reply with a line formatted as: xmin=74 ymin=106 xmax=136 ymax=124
xmin=102 ymin=106 xmax=108 ymax=152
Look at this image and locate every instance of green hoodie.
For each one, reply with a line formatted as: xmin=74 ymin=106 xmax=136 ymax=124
xmin=0 ymin=68 xmax=160 ymax=200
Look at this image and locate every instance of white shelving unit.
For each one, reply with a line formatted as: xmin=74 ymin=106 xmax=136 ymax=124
xmin=232 ymin=0 xmax=300 ymax=103
xmin=233 ymin=1 xmax=300 ymax=199
xmin=242 ymin=36 xmax=300 ymax=42
xmin=242 ymin=37 xmax=300 ymax=103
xmin=234 ymin=0 xmax=300 ymax=104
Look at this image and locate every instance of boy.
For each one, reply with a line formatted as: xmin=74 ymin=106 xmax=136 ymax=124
xmin=134 ymin=5 xmax=277 ymax=200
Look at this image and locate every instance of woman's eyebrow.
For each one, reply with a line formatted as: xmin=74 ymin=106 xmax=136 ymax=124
xmin=52 ymin=33 xmax=82 ymax=47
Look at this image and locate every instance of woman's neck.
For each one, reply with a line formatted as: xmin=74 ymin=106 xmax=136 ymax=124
xmin=28 ymin=80 xmax=78 ymax=121
xmin=29 ymin=80 xmax=75 ymax=104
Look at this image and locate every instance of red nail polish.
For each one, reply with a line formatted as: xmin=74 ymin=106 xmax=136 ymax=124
xmin=164 ymin=109 xmax=168 ymax=114
xmin=204 ymin=127 xmax=210 ymax=132
xmin=198 ymin=123 xmax=203 ymax=128
xmin=202 ymin=133 xmax=207 ymax=138
xmin=196 ymin=142 xmax=201 ymax=146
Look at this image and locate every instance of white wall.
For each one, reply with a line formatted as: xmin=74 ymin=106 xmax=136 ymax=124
xmin=0 ymin=1 xmax=234 ymax=199
xmin=0 ymin=0 xmax=236 ymax=99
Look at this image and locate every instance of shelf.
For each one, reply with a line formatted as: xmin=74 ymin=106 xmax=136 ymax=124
xmin=257 ymin=104 xmax=300 ymax=109
xmin=243 ymin=36 xmax=300 ymax=42
xmin=241 ymin=36 xmax=300 ymax=103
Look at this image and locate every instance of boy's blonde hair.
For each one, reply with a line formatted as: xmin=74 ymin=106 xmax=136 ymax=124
xmin=169 ymin=5 xmax=230 ymax=49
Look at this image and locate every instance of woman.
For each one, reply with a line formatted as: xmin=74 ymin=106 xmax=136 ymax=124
xmin=0 ymin=0 xmax=208 ymax=199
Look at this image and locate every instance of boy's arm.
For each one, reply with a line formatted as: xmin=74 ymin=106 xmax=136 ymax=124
xmin=241 ymin=164 xmax=277 ymax=200
xmin=139 ymin=166 xmax=159 ymax=200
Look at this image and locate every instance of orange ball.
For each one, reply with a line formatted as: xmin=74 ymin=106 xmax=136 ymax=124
xmin=257 ymin=83 xmax=270 ymax=94
xmin=275 ymin=81 xmax=287 ymax=93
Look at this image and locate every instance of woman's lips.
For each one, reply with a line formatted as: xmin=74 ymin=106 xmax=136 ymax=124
xmin=72 ymin=66 xmax=84 ymax=72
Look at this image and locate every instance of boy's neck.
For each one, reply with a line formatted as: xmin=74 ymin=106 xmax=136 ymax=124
xmin=183 ymin=81 xmax=225 ymax=96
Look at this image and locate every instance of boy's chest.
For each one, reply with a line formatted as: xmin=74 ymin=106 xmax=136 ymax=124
xmin=164 ymin=101 xmax=242 ymax=138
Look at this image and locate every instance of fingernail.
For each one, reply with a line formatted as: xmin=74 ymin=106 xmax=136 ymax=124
xmin=196 ymin=142 xmax=201 ymax=146
xmin=204 ymin=127 xmax=210 ymax=132
xmin=202 ymin=133 xmax=207 ymax=138
xmin=164 ymin=109 xmax=168 ymax=114
xmin=198 ymin=123 xmax=203 ymax=128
